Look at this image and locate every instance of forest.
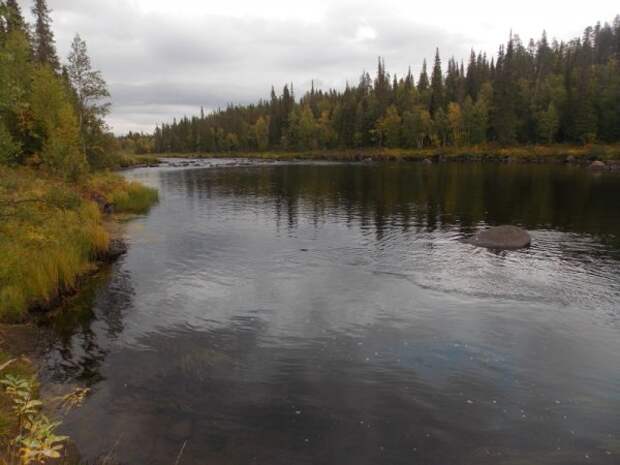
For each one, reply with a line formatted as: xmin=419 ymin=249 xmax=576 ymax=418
xmin=149 ymin=17 xmax=620 ymax=154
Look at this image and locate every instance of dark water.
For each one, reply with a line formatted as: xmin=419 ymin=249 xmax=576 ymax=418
xmin=42 ymin=161 xmax=620 ymax=465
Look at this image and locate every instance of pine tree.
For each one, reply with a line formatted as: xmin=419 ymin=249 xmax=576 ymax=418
xmin=32 ymin=0 xmax=60 ymax=71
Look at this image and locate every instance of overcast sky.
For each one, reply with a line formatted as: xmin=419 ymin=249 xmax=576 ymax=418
xmin=18 ymin=0 xmax=619 ymax=134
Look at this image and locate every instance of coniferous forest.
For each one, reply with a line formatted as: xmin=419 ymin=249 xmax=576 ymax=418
xmin=150 ymin=17 xmax=620 ymax=154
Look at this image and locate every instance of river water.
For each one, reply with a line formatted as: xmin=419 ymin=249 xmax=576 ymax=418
xmin=42 ymin=160 xmax=620 ymax=465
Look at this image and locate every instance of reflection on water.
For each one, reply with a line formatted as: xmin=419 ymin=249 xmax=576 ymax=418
xmin=41 ymin=161 xmax=620 ymax=464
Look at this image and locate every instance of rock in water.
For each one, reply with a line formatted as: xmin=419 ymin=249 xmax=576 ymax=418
xmin=106 ymin=239 xmax=128 ymax=261
xmin=589 ymin=160 xmax=606 ymax=170
xmin=471 ymin=225 xmax=531 ymax=250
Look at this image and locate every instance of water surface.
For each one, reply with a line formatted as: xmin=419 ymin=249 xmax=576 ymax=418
xmin=43 ymin=161 xmax=620 ymax=465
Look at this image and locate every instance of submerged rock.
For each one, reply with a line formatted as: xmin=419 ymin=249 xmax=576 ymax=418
xmin=105 ymin=239 xmax=128 ymax=261
xmin=470 ymin=225 xmax=531 ymax=250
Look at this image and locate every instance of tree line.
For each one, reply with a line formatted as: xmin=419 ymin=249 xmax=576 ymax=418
xmin=0 ymin=0 xmax=113 ymax=179
xmin=151 ymin=17 xmax=620 ymax=154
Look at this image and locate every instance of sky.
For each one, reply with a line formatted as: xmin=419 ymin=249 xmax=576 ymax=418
xmin=18 ymin=0 xmax=620 ymax=134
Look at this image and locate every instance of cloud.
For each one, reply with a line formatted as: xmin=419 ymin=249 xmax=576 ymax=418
xmin=18 ymin=0 xmax=618 ymax=134
xmin=11 ymin=0 xmax=472 ymax=133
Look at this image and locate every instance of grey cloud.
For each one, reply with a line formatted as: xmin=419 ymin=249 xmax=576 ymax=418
xmin=20 ymin=1 xmax=475 ymax=133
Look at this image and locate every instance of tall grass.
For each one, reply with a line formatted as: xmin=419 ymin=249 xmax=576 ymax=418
xmin=85 ymin=172 xmax=159 ymax=214
xmin=0 ymin=168 xmax=158 ymax=322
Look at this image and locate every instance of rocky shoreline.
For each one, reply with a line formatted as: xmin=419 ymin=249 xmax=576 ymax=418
xmin=148 ymin=146 xmax=620 ymax=170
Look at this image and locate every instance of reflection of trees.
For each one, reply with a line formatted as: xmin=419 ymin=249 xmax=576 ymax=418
xmin=70 ymin=311 xmax=616 ymax=465
xmin=42 ymin=264 xmax=136 ymax=385
xmin=169 ymin=164 xmax=620 ymax=243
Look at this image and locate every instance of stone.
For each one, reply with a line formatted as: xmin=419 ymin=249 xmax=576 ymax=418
xmin=590 ymin=160 xmax=606 ymax=170
xmin=470 ymin=225 xmax=531 ymax=250
xmin=106 ymin=239 xmax=128 ymax=261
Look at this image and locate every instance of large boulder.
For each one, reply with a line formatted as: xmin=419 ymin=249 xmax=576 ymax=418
xmin=470 ymin=225 xmax=531 ymax=250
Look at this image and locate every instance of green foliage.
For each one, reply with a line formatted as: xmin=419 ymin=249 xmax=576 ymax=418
xmin=536 ymin=103 xmax=560 ymax=144
xmin=0 ymin=120 xmax=21 ymax=164
xmin=0 ymin=5 xmax=117 ymax=176
xmin=28 ymin=66 xmax=87 ymax=180
xmin=0 ymin=371 xmax=68 ymax=465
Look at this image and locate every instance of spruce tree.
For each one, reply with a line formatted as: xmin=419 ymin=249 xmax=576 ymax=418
xmin=429 ymin=49 xmax=444 ymax=116
xmin=417 ymin=60 xmax=429 ymax=92
xmin=5 ymin=0 xmax=28 ymax=35
xmin=32 ymin=0 xmax=60 ymax=71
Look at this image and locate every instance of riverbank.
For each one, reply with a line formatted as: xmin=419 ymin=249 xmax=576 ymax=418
xmin=151 ymin=143 xmax=620 ymax=166
xmin=0 ymin=167 xmax=158 ymax=324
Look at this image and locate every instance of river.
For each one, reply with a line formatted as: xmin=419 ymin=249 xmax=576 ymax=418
xmin=41 ymin=160 xmax=620 ymax=465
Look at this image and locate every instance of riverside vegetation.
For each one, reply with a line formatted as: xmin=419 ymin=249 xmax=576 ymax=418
xmin=0 ymin=0 xmax=158 ymax=323
xmin=1 ymin=2 xmax=157 ymax=462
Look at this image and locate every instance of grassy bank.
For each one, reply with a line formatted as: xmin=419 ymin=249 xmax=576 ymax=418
xmin=0 ymin=167 xmax=158 ymax=323
xmin=153 ymin=143 xmax=620 ymax=163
